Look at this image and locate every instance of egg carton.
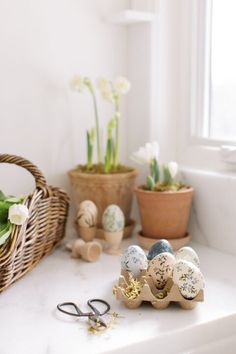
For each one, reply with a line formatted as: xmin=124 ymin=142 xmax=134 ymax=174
xmin=114 ymin=270 xmax=204 ymax=310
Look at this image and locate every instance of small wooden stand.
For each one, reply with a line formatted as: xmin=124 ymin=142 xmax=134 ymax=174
xmin=114 ymin=270 xmax=204 ymax=310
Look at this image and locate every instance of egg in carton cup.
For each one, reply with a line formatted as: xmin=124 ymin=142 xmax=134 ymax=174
xmin=114 ymin=269 xmax=204 ymax=310
xmin=113 ymin=242 xmax=205 ymax=310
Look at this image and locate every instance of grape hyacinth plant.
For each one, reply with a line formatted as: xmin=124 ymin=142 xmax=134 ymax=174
xmin=70 ymin=75 xmax=131 ymax=174
xmin=131 ymin=142 xmax=185 ymax=191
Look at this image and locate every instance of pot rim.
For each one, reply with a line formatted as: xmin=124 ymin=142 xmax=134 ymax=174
xmin=134 ymin=185 xmax=193 ymax=195
xmin=68 ymin=167 xmax=138 ymax=179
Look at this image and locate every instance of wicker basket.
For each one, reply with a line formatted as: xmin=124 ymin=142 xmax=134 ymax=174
xmin=0 ymin=154 xmax=70 ymax=292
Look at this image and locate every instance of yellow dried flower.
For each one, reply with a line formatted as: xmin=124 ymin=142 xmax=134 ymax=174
xmin=124 ymin=274 xmax=143 ymax=300
xmin=87 ymin=312 xmax=119 ymax=335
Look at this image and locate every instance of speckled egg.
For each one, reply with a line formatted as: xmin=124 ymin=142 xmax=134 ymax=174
xmin=147 ymin=239 xmax=174 ymax=261
xmin=102 ymin=205 xmax=125 ymax=232
xmin=121 ymin=245 xmax=148 ymax=278
xmin=175 ymin=246 xmax=200 ymax=268
xmin=147 ymin=252 xmax=176 ymax=289
xmin=77 ymin=200 xmax=98 ymax=227
xmin=173 ymin=260 xmax=205 ymax=299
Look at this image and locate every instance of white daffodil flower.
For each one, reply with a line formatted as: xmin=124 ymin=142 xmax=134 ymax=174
xmin=69 ymin=75 xmax=84 ymax=92
xmin=97 ymin=77 xmax=114 ymax=102
xmin=97 ymin=77 xmax=110 ymax=91
xmin=168 ymin=161 xmax=178 ymax=178
xmin=114 ymin=76 xmax=131 ymax=95
xmin=8 ymin=204 xmax=29 ymax=226
xmin=131 ymin=141 xmax=159 ymax=164
xmin=100 ymin=88 xmax=114 ymax=102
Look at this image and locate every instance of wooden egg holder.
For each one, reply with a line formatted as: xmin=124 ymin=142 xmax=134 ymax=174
xmin=114 ymin=270 xmax=204 ymax=310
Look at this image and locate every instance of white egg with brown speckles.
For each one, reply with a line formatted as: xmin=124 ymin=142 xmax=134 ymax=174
xmin=147 ymin=252 xmax=176 ymax=289
xmin=77 ymin=200 xmax=98 ymax=227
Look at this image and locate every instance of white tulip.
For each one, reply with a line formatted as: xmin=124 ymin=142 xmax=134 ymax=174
xmin=69 ymin=75 xmax=84 ymax=92
xmin=131 ymin=141 xmax=159 ymax=164
xmin=8 ymin=204 xmax=29 ymax=226
xmin=114 ymin=76 xmax=131 ymax=95
xmin=168 ymin=161 xmax=178 ymax=178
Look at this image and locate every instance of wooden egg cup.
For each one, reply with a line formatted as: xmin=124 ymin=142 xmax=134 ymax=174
xmin=104 ymin=230 xmax=123 ymax=255
xmin=69 ymin=239 xmax=102 ymax=262
xmin=114 ymin=269 xmax=204 ymax=310
xmin=78 ymin=226 xmax=97 ymax=242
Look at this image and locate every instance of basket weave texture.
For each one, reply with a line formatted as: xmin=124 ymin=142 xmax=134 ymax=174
xmin=0 ymin=154 xmax=69 ymax=292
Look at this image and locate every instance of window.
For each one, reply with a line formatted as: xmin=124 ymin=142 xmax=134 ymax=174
xmin=192 ymin=0 xmax=236 ymax=143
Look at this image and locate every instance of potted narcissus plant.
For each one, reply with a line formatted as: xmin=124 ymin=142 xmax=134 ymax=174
xmin=68 ymin=75 xmax=138 ymax=237
xmin=132 ymin=142 xmax=193 ymax=241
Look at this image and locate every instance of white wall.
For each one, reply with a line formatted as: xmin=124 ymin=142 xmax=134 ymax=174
xmin=0 ymin=0 xmax=128 ymax=197
xmin=126 ymin=0 xmax=183 ymax=188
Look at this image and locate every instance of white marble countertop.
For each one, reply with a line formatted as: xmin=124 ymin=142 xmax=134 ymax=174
xmin=0 ymin=238 xmax=236 ymax=354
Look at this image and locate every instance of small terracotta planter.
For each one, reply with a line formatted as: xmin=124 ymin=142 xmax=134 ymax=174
xmin=135 ymin=186 xmax=193 ymax=239
xmin=68 ymin=168 xmax=138 ymax=228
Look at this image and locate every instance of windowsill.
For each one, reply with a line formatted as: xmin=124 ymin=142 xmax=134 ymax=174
xmin=0 ymin=237 xmax=236 ymax=353
xmin=106 ymin=10 xmax=157 ymax=25
xmin=181 ymin=167 xmax=236 ymax=255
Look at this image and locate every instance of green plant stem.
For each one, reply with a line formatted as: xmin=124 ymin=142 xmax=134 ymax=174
xmin=114 ymin=97 xmax=119 ymax=168
xmin=85 ymin=78 xmax=102 ymax=164
xmin=91 ymin=90 xmax=102 ymax=164
xmin=86 ymin=130 xmax=94 ymax=168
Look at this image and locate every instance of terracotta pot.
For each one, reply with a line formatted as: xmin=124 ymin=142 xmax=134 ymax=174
xmin=68 ymin=168 xmax=138 ymax=227
xmin=135 ymin=186 xmax=193 ymax=239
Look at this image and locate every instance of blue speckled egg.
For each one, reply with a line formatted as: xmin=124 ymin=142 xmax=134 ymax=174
xmin=102 ymin=205 xmax=125 ymax=232
xmin=121 ymin=245 xmax=148 ymax=278
xmin=147 ymin=239 xmax=174 ymax=261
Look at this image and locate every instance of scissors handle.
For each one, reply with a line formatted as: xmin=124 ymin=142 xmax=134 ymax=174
xmin=57 ymin=302 xmax=92 ymax=317
xmin=57 ymin=299 xmax=110 ymax=317
xmin=87 ymin=299 xmax=111 ymax=316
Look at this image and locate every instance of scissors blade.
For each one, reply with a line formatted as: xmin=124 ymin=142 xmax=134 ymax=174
xmin=88 ymin=314 xmax=108 ymax=329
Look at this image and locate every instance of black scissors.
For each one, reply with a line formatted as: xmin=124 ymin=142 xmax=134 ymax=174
xmin=57 ymin=299 xmax=111 ymax=328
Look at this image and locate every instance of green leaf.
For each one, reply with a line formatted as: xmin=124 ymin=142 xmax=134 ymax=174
xmin=146 ymin=175 xmax=155 ymax=190
xmin=0 ymin=201 xmax=12 ymax=223
xmin=90 ymin=128 xmax=95 ymax=144
xmin=163 ymin=165 xmax=174 ymax=186
xmin=105 ymin=138 xmax=113 ymax=173
xmin=0 ymin=221 xmax=12 ymax=246
xmin=150 ymin=158 xmax=160 ymax=183
xmin=0 ymin=191 xmax=7 ymax=201
xmin=5 ymin=196 xmax=24 ymax=203
xmin=107 ymin=117 xmax=116 ymax=139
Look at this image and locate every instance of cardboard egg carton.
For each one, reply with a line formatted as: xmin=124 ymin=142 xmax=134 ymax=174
xmin=114 ymin=270 xmax=204 ymax=310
